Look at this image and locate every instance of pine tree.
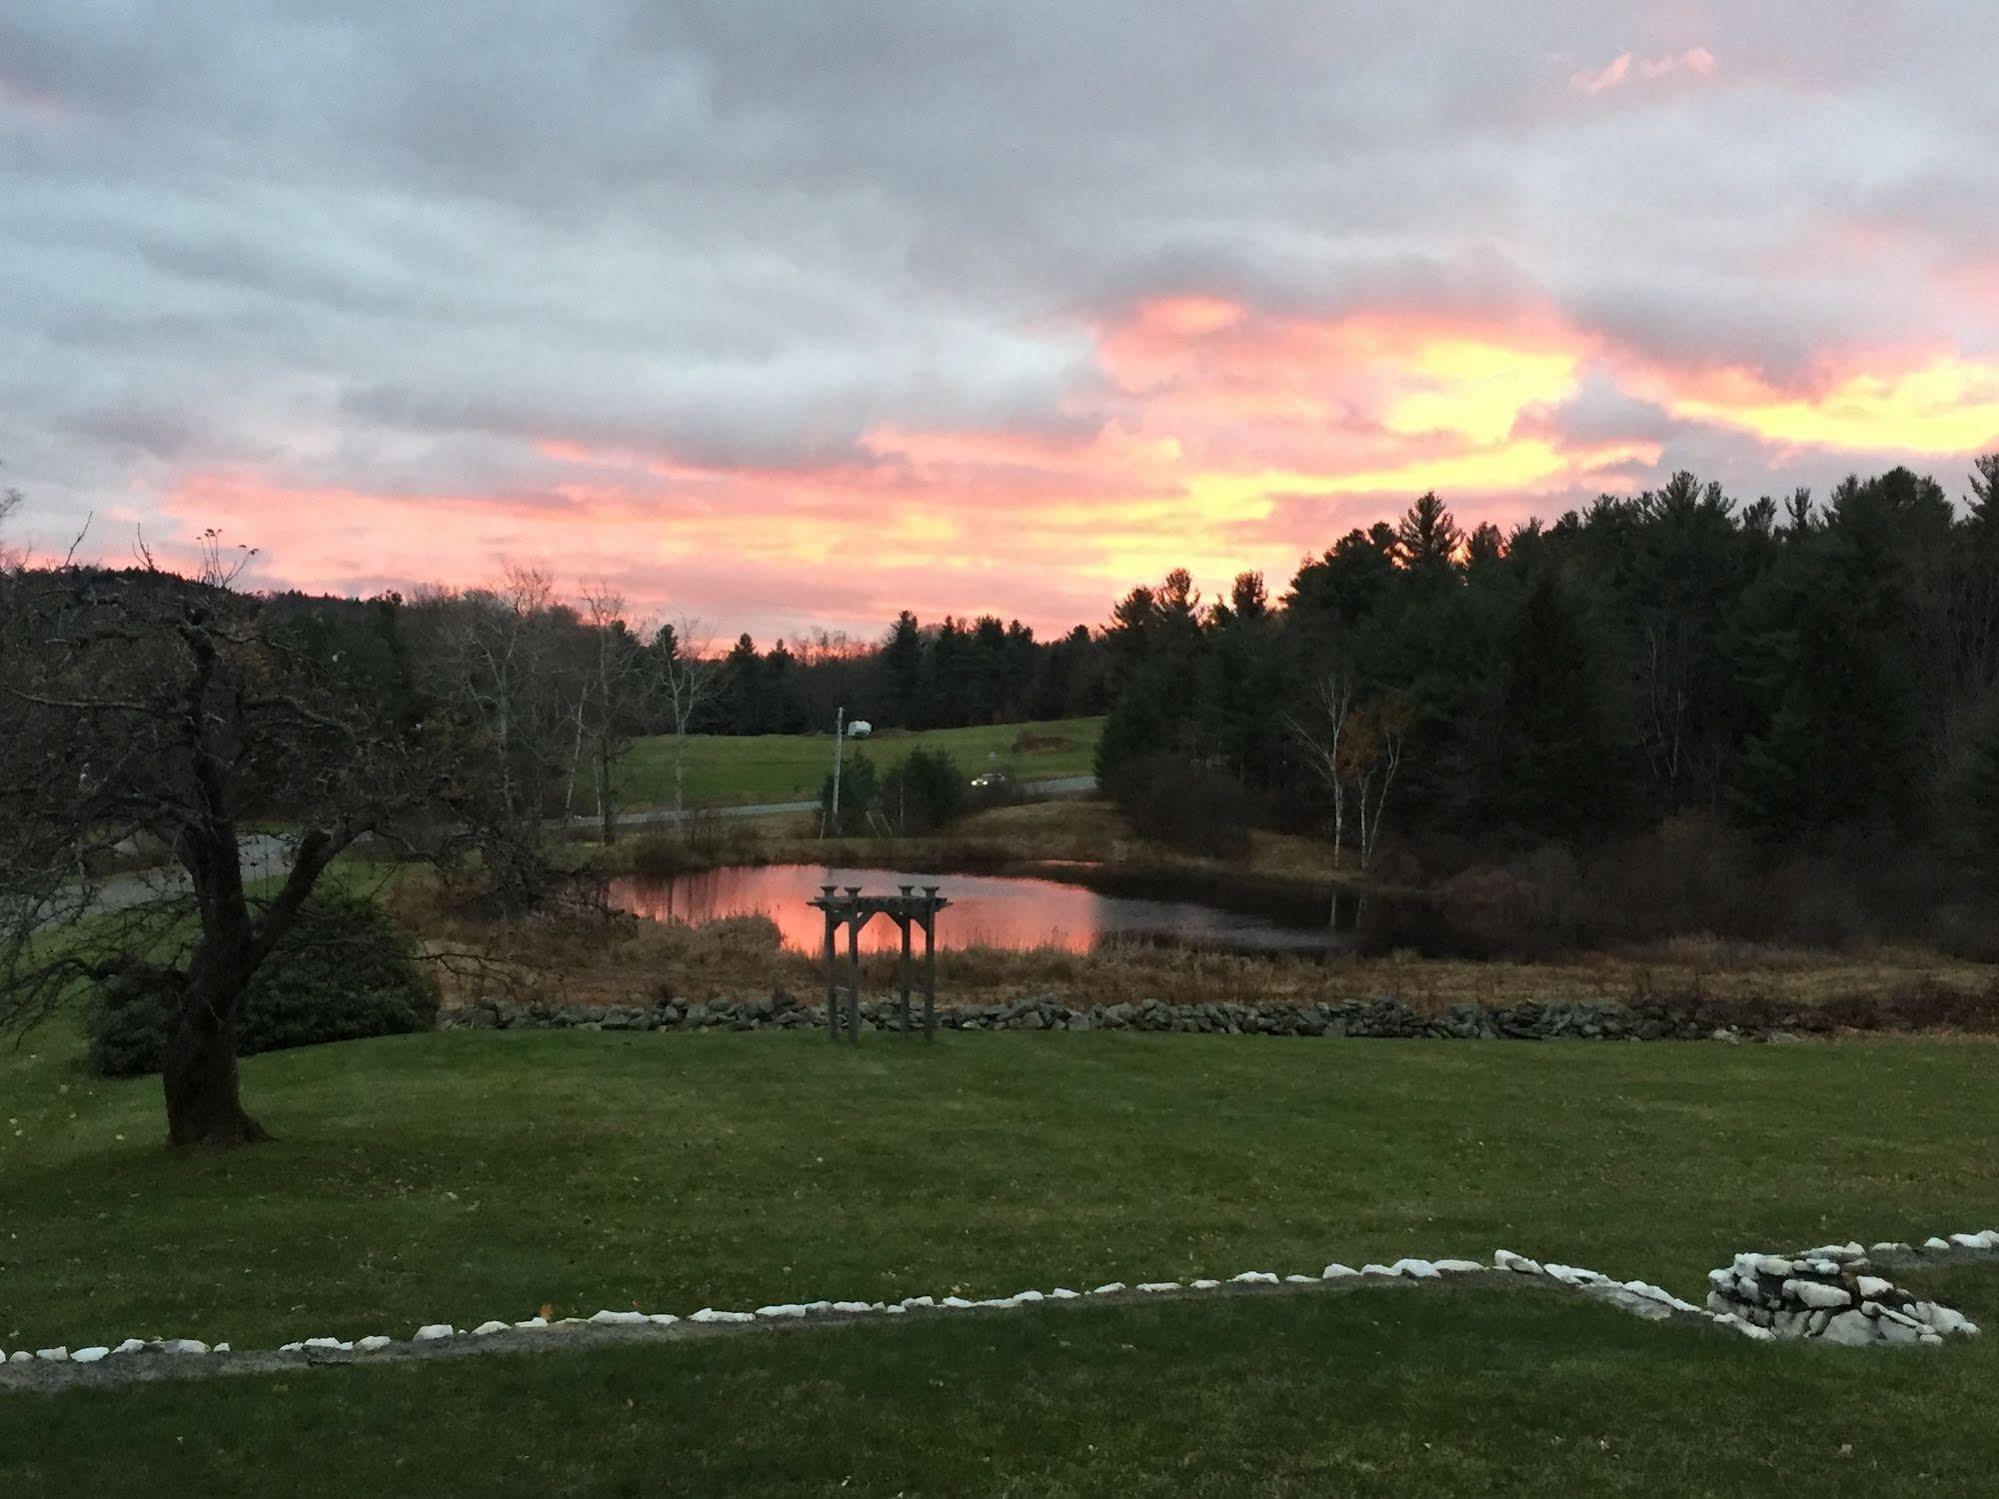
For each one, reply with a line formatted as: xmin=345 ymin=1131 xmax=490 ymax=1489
xmin=1970 ymin=454 xmax=1999 ymax=545
xmin=881 ymin=610 xmax=924 ymax=727
xmin=1493 ymin=575 xmax=1623 ymax=836
xmin=719 ymin=633 xmax=762 ymax=734
xmin=1394 ymin=492 xmax=1464 ymax=574
xmin=1465 ymin=522 xmax=1506 ymax=571
xmin=1961 ymin=694 xmax=1999 ymax=884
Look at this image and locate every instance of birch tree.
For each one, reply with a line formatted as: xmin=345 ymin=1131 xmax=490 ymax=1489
xmin=1287 ymin=668 xmax=1356 ymax=923
xmin=1288 ymin=670 xmax=1409 ymax=924
xmin=654 ymin=617 xmax=718 ymax=817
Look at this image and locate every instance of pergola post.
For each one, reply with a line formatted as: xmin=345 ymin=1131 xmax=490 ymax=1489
xmin=897 ymin=884 xmax=913 ymax=1035
xmin=922 ymin=885 xmax=939 ymax=1040
xmin=821 ymin=885 xmax=838 ymax=1041
xmin=844 ymin=886 xmax=863 ymax=1045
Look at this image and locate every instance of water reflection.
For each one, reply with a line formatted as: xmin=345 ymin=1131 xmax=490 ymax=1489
xmin=607 ymin=864 xmax=1329 ymax=955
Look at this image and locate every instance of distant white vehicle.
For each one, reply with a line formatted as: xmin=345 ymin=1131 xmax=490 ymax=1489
xmin=845 ymin=719 xmax=873 ymax=738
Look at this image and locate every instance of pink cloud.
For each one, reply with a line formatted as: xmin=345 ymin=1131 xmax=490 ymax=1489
xmin=144 ymin=292 xmax=1999 ymax=639
xmin=1571 ymin=47 xmax=1718 ymax=95
xmin=0 ymin=67 xmax=72 ymax=124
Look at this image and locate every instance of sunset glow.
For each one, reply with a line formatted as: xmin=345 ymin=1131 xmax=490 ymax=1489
xmin=8 ymin=6 xmax=1999 ymax=636
xmin=151 ymin=299 xmax=1999 ymax=633
xmin=1650 ymin=357 xmax=1999 ymax=455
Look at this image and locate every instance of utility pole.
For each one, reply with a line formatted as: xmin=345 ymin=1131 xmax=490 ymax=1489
xmin=823 ymin=704 xmax=844 ymax=838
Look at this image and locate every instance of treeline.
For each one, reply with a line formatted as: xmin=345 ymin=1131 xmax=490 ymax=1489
xmin=0 ymin=543 xmax=1110 ymax=881
xmin=1098 ymin=461 xmax=1999 ymax=913
xmin=708 ymin=613 xmax=1107 ymax=735
xmin=250 ymin=595 xmax=1107 ymax=743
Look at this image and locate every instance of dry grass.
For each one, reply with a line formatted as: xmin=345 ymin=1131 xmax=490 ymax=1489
xmin=580 ymin=797 xmax=1347 ymax=902
xmin=385 ymin=869 xmax=1998 ymax=1019
xmin=409 ymin=799 xmax=1999 ymax=1020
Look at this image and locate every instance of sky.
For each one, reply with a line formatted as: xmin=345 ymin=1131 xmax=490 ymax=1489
xmin=6 ymin=2 xmax=1999 ymax=639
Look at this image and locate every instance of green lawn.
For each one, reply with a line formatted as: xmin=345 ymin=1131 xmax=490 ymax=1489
xmin=4 ymin=1029 xmax=1998 ymax=1494
xmin=9 ymin=1285 xmax=1999 ymax=1498
xmin=612 ymin=716 xmax=1103 ymax=809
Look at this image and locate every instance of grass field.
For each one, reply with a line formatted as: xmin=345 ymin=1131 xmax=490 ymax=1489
xmin=610 ymin=716 xmax=1103 ymax=809
xmin=10 ymin=1283 xmax=1999 ymax=1497
xmin=5 ymin=1026 xmax=1999 ymax=1492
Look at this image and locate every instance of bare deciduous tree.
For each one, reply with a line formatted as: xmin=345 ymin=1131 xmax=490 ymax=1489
xmin=654 ymin=617 xmax=718 ymax=817
xmin=0 ymin=487 xmax=22 ymax=573
xmin=575 ymin=586 xmax=649 ymax=843
xmin=0 ymin=558 xmax=442 ymax=1146
xmin=410 ymin=564 xmax=576 ymax=910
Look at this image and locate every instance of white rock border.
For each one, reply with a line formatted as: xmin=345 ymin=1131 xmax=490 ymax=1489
xmin=5 ymin=1226 xmax=1991 ymax=1381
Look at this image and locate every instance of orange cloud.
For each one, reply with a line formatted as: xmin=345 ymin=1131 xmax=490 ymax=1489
xmin=156 ymin=295 xmax=1999 ymax=636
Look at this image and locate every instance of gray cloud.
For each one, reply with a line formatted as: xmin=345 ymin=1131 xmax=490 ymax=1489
xmin=4 ymin=1 xmax=1998 ymax=614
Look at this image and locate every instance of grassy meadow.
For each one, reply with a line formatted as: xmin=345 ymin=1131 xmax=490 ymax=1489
xmin=5 ymin=1025 xmax=1999 ymax=1493
xmin=610 ymin=716 xmax=1103 ymax=810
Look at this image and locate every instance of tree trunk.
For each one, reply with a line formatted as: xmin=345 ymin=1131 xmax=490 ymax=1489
xmin=598 ymin=734 xmax=615 ymax=845
xmin=162 ymin=986 xmax=270 ymax=1148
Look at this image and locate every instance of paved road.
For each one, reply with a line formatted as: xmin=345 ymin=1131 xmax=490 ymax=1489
xmin=83 ymin=776 xmax=1102 ymax=912
xmin=84 ymin=832 xmax=300 ymax=917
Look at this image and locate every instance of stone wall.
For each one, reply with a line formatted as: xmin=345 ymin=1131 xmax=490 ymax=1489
xmin=1705 ymin=1236 xmax=1993 ymax=1345
xmin=441 ymin=992 xmax=1864 ymax=1043
xmin=8 ymin=1231 xmax=1987 ymax=1388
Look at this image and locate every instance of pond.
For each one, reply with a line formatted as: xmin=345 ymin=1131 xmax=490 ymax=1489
xmin=607 ymin=864 xmax=1334 ymax=956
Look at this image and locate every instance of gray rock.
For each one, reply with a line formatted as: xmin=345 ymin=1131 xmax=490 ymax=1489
xmin=1785 ymin=1279 xmax=1853 ymax=1311
xmin=1820 ymin=1312 xmax=1878 ymax=1346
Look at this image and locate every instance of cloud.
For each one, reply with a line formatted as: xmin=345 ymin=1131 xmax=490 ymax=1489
xmin=1632 ymin=354 xmax=1999 ymax=455
xmin=1571 ymin=47 xmax=1719 ymax=95
xmin=2 ymin=4 xmax=1997 ymax=633
xmin=1570 ymin=53 xmax=1634 ymax=96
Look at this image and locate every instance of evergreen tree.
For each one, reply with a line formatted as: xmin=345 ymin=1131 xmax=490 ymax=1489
xmin=819 ymin=750 xmax=878 ymax=836
xmin=1783 ymin=487 xmax=1815 ymax=539
xmin=718 ymin=634 xmax=763 ymax=734
xmin=1492 ymin=575 xmax=1624 ymax=836
xmin=969 ymin=615 xmax=1009 ymax=723
xmin=763 ymin=640 xmax=805 ymax=733
xmin=880 ymin=610 xmax=924 ymax=727
xmin=879 ymin=748 xmax=967 ymax=834
xmin=1962 ymin=694 xmax=1999 ymax=884
xmin=1464 ymin=521 xmax=1506 ymax=571
xmin=1974 ymin=454 xmax=1999 ymax=527
xmin=1394 ymin=491 xmax=1464 ymax=575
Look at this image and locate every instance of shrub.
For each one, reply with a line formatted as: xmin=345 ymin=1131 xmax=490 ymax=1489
xmin=818 ymin=750 xmax=879 ymax=836
xmin=1108 ymin=753 xmax=1253 ymax=859
xmin=627 ymin=831 xmax=703 ymax=879
xmin=86 ymin=894 xmax=440 ymax=1077
xmin=880 ymin=748 xmax=968 ymax=834
xmin=965 ymin=773 xmax=1024 ymax=816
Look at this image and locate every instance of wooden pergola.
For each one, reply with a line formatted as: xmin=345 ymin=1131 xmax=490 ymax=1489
xmin=808 ymin=884 xmax=950 ymax=1042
